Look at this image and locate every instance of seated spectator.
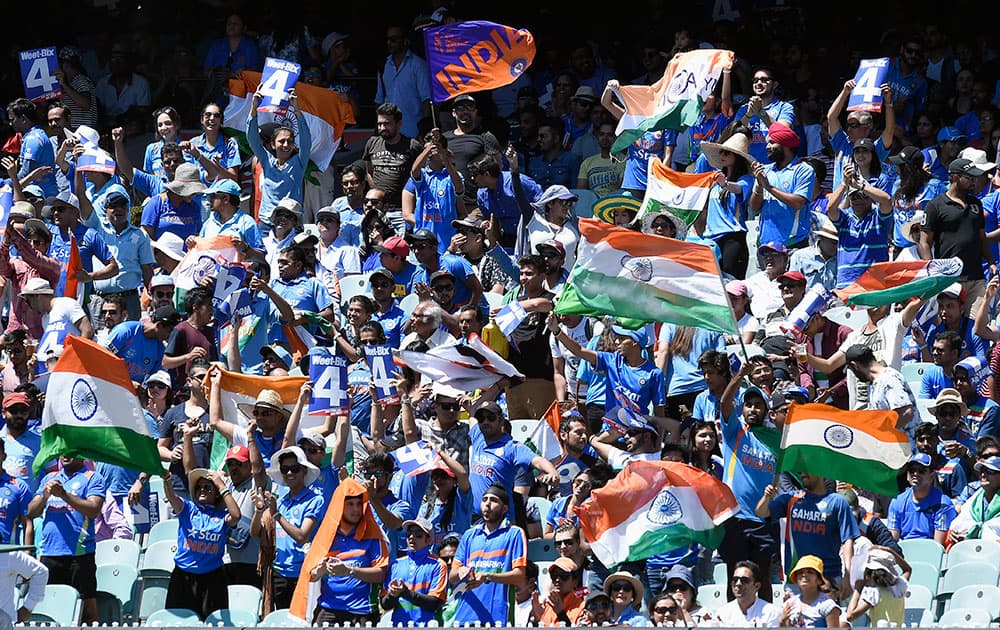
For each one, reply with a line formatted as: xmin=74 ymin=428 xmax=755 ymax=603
xmin=603 ymin=571 xmax=648 ymax=626
xmin=887 ymin=453 xmax=957 ymax=544
xmin=539 ymin=557 xmax=586 ymax=626
xmin=779 ymin=556 xmax=841 ymax=628
xmin=714 ymin=560 xmax=780 ymax=627
xmin=949 ymin=455 xmax=1000 ymax=541
xmin=844 ymin=549 xmax=909 ymax=627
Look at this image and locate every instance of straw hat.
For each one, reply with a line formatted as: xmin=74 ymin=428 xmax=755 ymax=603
xmin=927 ymin=388 xmax=969 ymax=417
xmin=593 ymin=192 xmax=642 ymax=224
xmin=700 ymin=133 xmax=754 ymax=171
xmin=236 ymin=389 xmax=290 ymax=420
xmin=603 ymin=571 xmax=644 ymax=609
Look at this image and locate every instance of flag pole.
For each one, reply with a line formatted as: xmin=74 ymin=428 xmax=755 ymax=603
xmin=711 ymin=253 xmax=747 ymax=362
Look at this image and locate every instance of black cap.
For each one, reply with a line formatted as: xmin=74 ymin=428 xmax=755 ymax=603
xmin=887 ymin=146 xmax=923 ymax=167
xmin=453 ymin=94 xmax=476 ymax=106
xmin=949 ymin=158 xmax=987 ymax=177
xmin=844 ymin=344 xmax=875 ymax=364
xmin=852 ymin=138 xmax=876 ymax=153
xmin=451 ymin=216 xmax=485 ymax=232
xmin=406 ymin=229 xmax=439 ymax=244
xmin=105 ymin=192 xmax=131 ymax=208
xmin=152 ymin=305 xmax=183 ymax=326
xmin=370 ymin=268 xmax=394 ymax=283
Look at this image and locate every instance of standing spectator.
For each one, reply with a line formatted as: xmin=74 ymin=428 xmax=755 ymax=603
xmin=886 ymin=35 xmax=928 ymax=128
xmin=0 ymin=214 xmax=61 ymax=340
xmin=518 ymin=186 xmax=580 ymax=272
xmin=1 ymin=393 xmax=43 ymax=494
xmin=94 ymin=43 xmax=151 ymax=124
xmin=450 ymin=484 xmax=528 ymax=626
xmin=55 ymin=47 xmax=98 ymax=130
xmin=307 ymin=478 xmax=389 ymax=625
xmin=749 ymin=122 xmax=816 ymax=248
xmin=364 ymin=103 xmax=423 ymax=236
xmin=844 ymin=344 xmax=917 ymax=440
xmin=470 ymin=151 xmax=543 ymax=248
xmin=501 ymin=255 xmax=557 ymax=419
xmin=27 ymin=457 xmax=106 ymax=625
xmin=733 ymin=67 xmax=796 ymax=163
xmin=402 ymin=130 xmax=466 ymax=249
xmin=7 ymin=98 xmax=58 ymax=197
xmin=826 ymin=80 xmax=895 ymax=189
xmin=105 ymin=306 xmax=182 ymax=383
xmin=442 ymin=95 xmax=501 ymax=207
xmin=0 ymin=432 xmax=32 ymax=546
xmin=247 ymin=90 xmax=311 ymax=234
xmin=828 ymin=162 xmax=894 ymax=288
xmin=161 ymin=468 xmax=240 ymax=620
xmin=527 ymin=118 xmax=582 ymax=190
xmin=887 ymin=453 xmax=957 ymax=544
xmin=601 ymin=81 xmax=675 ymax=197
xmin=698 ymin=127 xmax=755 ymax=279
xmin=374 ymin=25 xmax=431 ymax=139
xmin=381 ymin=517 xmax=447 ymax=625
xmin=142 ymin=107 xmax=182 ymax=179
xmin=889 ymin=146 xmax=946 ymax=256
xmin=576 ymin=121 xmax=625 ymax=198
xmin=919 ymin=158 xmax=997 ymax=315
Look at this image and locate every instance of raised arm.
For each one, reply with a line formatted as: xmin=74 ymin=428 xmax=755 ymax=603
xmin=827 ymin=80 xmax=854 ymax=139
xmin=601 ymin=80 xmax=625 ymax=120
xmin=545 ymin=312 xmax=598 ymax=366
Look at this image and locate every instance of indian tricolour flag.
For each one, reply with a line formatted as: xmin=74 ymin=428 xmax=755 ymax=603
xmin=523 ymin=400 xmax=562 ymax=460
xmin=834 ymin=257 xmax=963 ymax=307
xmin=555 ymin=219 xmax=738 ymax=333
xmin=575 ymin=461 xmax=737 ymax=567
xmin=33 ymin=336 xmax=163 ymax=476
xmin=611 ymin=49 xmax=734 ymax=153
xmin=205 ymin=367 xmax=309 ymax=469
xmin=640 ymin=160 xmax=716 ymax=228
xmin=779 ymin=403 xmax=911 ymax=497
xmin=172 ymin=235 xmax=241 ymax=291
xmin=226 ymin=71 xmax=356 ymax=172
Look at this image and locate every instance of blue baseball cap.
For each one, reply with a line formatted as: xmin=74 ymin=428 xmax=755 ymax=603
xmin=784 ymin=386 xmax=811 ymax=403
xmin=205 ymin=179 xmax=241 ymax=196
xmin=937 ymin=126 xmax=967 ymax=143
xmin=743 ymin=386 xmax=770 ymax=410
xmin=611 ymin=324 xmax=648 ymax=347
xmin=907 ymin=453 xmax=933 ymax=469
xmin=975 ymin=456 xmax=1000 ymax=474
xmin=260 ymin=344 xmax=292 ymax=369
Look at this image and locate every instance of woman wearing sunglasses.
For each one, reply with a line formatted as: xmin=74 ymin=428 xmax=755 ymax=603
xmin=603 ymin=571 xmax=648 ymax=626
xmin=649 ymin=592 xmax=688 ymax=627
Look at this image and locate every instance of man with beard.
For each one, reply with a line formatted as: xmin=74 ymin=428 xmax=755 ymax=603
xmin=443 ymin=95 xmax=501 ymax=208
xmin=363 ymin=103 xmax=423 ymax=235
xmin=732 ymin=67 xmax=795 ymax=163
xmin=717 ymin=361 xmax=778 ymax=602
xmin=749 ymin=122 xmax=816 ymax=249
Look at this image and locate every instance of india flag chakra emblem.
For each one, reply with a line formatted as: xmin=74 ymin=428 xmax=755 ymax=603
xmin=646 ymin=489 xmax=683 ymax=525
xmin=620 ymin=255 xmax=653 ymax=282
xmin=823 ymin=424 xmax=854 ymax=449
xmin=70 ymin=379 xmax=98 ymax=422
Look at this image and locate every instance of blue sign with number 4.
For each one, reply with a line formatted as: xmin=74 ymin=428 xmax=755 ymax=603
xmin=259 ymin=57 xmax=301 ymax=113
xmin=19 ymin=47 xmax=61 ymax=103
xmin=847 ymin=58 xmax=890 ymax=113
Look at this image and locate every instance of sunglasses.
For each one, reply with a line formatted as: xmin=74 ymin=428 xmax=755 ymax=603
xmin=587 ymin=601 xmax=610 ymax=611
xmin=666 ymin=583 xmax=691 ymax=592
xmin=731 ymin=575 xmax=753 ymax=584
xmin=431 ymin=284 xmax=454 ymax=292
xmin=302 ymin=446 xmax=325 ymax=454
xmin=550 ymin=570 xmax=572 ymax=580
xmin=655 ymin=606 xmax=679 ymax=614
xmin=280 ymin=464 xmax=303 ymax=475
xmin=370 ymin=281 xmax=392 ymax=289
xmin=253 ymin=408 xmax=278 ymax=417
xmin=458 ymin=229 xmax=481 ymax=237
xmin=101 ymin=310 xmax=119 ymax=317
xmin=411 ymin=242 xmax=434 ymax=250
xmin=51 ymin=205 xmax=73 ymax=213
xmin=406 ymin=530 xmax=428 ymax=538
xmin=436 ymin=401 xmax=459 ymax=411
xmin=610 ymin=582 xmax=634 ymax=592
xmin=752 ymin=77 xmax=773 ymax=83
xmin=366 ymin=470 xmax=388 ymax=478
xmin=147 ymin=382 xmax=168 ymax=390
xmin=153 ymin=291 xmax=173 ymax=299
xmin=195 ymin=484 xmax=216 ymax=493
xmin=477 ymin=412 xmax=501 ymax=422
xmin=555 ymin=539 xmax=575 ymax=547
xmin=364 ymin=198 xmax=384 ymax=205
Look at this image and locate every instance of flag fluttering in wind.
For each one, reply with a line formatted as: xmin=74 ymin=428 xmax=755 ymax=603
xmin=611 ymin=49 xmax=735 ymax=152
xmin=226 ymin=72 xmax=356 ymax=171
xmin=640 ymin=160 xmax=716 ymax=229
xmin=33 ymin=336 xmax=163 ymax=476
xmin=575 ymin=461 xmax=737 ymax=567
xmin=780 ymin=403 xmax=911 ymax=496
xmin=833 ymin=258 xmax=964 ymax=307
xmin=423 ymin=21 xmax=535 ymax=103
xmin=171 ymin=235 xmax=241 ymax=291
xmin=554 ymin=219 xmax=737 ymax=333
xmin=523 ymin=400 xmax=562 ymax=460
xmin=396 ymin=335 xmax=524 ymax=391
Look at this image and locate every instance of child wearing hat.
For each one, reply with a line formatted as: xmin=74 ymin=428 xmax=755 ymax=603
xmin=780 ymin=555 xmax=841 ymax=627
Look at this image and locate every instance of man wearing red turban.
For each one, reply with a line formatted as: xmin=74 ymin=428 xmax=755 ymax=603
xmin=748 ymin=122 xmax=818 ymax=250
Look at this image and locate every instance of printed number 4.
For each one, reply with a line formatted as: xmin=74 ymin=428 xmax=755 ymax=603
xmin=313 ymin=364 xmax=344 ymax=403
xmin=259 ymin=70 xmax=289 ymax=103
xmin=24 ymin=57 xmax=59 ymax=94
xmin=854 ymin=66 xmax=882 ymax=103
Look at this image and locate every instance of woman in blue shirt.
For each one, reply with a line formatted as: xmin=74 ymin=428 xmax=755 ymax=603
xmin=604 ymin=571 xmax=649 ymax=626
xmin=699 ymin=126 xmax=755 ymax=279
xmin=656 ymin=324 xmax=726 ymax=420
xmin=418 ymin=448 xmax=471 ymax=550
xmin=162 ymin=467 xmax=241 ymax=620
xmin=247 ymin=88 xmax=312 ymax=232
xmin=144 ymin=106 xmax=182 ymax=179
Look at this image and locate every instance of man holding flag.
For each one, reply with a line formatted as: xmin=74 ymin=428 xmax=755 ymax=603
xmin=44 ymin=191 xmax=119 ymax=299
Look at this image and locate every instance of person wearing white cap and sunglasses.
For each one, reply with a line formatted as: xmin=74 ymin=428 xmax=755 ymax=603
xmin=949 ymin=455 xmax=1000 ymax=542
xmin=20 ymin=277 xmax=94 ymax=367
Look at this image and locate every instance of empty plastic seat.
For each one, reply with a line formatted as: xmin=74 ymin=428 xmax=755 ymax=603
xmin=907 ymin=561 xmax=941 ymax=599
xmin=261 ymin=609 xmax=310 ymax=627
xmin=938 ymin=561 xmax=999 ymax=600
xmin=227 ymin=584 xmax=263 ymax=617
xmin=899 ymin=538 xmax=945 ymax=571
xmin=96 ymin=562 xmax=140 ymax=623
xmin=96 ymin=538 xmax=141 ymax=568
xmin=146 ymin=519 xmax=179 ymax=548
xmin=145 ymin=608 xmax=204 ymax=627
xmin=946 ymin=584 xmax=1000 ymax=619
xmin=205 ymin=608 xmax=259 ymax=627
xmin=945 ymin=538 xmax=1000 ymax=569
xmin=937 ymin=607 xmax=992 ymax=627
xmin=30 ymin=584 xmax=82 ymax=626
xmin=140 ymin=540 xmax=178 ymax=578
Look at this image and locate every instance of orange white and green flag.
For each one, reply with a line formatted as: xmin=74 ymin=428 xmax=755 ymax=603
xmin=611 ymin=49 xmax=734 ymax=152
xmin=640 ymin=160 xmax=716 ymax=229
xmin=780 ymin=403 xmax=911 ymax=496
xmin=575 ymin=461 xmax=737 ymax=567
xmin=833 ymin=257 xmax=963 ymax=307
xmin=554 ymin=219 xmax=737 ymax=333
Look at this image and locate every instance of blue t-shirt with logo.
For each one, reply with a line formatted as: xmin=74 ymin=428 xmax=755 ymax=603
xmin=37 ymin=468 xmax=107 ymax=556
xmin=174 ymin=499 xmax=230 ymax=573
xmin=0 ymin=474 xmax=31 ymax=544
xmin=140 ymin=192 xmax=203 ymax=242
xmin=768 ymin=491 xmax=858 ymax=579
xmin=106 ymin=321 xmax=165 ymax=383
xmin=1 ymin=429 xmax=43 ymax=494
xmin=469 ymin=423 xmax=536 ymax=522
xmin=721 ymin=407 xmax=776 ymax=521
xmin=596 ymin=351 xmax=666 ymax=414
xmin=273 ymin=487 xmax=325 ymax=577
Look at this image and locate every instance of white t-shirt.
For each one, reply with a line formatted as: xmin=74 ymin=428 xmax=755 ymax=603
xmin=745 ymin=271 xmax=782 ymax=318
xmin=523 ymin=213 xmax=579 ymax=272
xmin=716 ymin=597 xmax=781 ymax=628
xmin=550 ymin=317 xmax=592 ymax=400
xmin=37 ymin=297 xmax=86 ymax=360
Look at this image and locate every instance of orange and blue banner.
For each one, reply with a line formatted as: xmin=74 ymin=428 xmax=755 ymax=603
xmin=423 ymin=20 xmax=535 ymax=103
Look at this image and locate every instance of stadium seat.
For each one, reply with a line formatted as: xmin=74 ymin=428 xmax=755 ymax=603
xmin=946 ymin=584 xmax=1000 ymax=619
xmin=145 ymin=608 xmax=204 ymax=627
xmin=228 ymin=584 xmax=264 ymax=617
xmin=937 ymin=560 xmax=999 ymax=601
xmin=528 ymin=538 xmax=557 ymax=562
xmin=30 ymin=584 xmax=82 ymax=626
xmin=904 ymin=608 xmax=933 ymax=626
xmin=339 ymin=272 xmax=373 ymax=305
xmin=745 ymin=219 xmax=760 ymax=273
xmin=96 ymin=562 xmax=140 ymax=623
xmin=937 ymin=607 xmax=992 ymax=627
xmin=904 ymin=583 xmax=934 ymax=618
xmin=205 ymin=608 xmax=259 ymax=627
xmin=261 ymin=609 xmax=310 ymax=627
xmin=96 ymin=538 xmax=142 ymax=568
xmin=508 ymin=419 xmax=536 ymax=442
xmin=945 ymin=538 xmax=1000 ymax=569
xmin=899 ymin=538 xmax=945 ymax=571
xmin=527 ymin=497 xmax=552 ymax=525
xmin=901 ymin=361 xmax=933 ymax=387
xmin=137 ymin=579 xmax=171 ymax=622
xmin=712 ymin=563 xmax=728 ymax=586
xmin=571 ymin=189 xmax=598 ymax=220
xmin=536 ymin=561 xmax=552 ymax=596
xmin=140 ymin=540 xmax=178 ymax=578
xmin=398 ymin=293 xmax=419 ymax=319
xmin=699 ymin=583 xmax=728 ymax=611
xmin=146 ymin=519 xmax=180 ymax=548
xmin=907 ymin=561 xmax=940 ymax=599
